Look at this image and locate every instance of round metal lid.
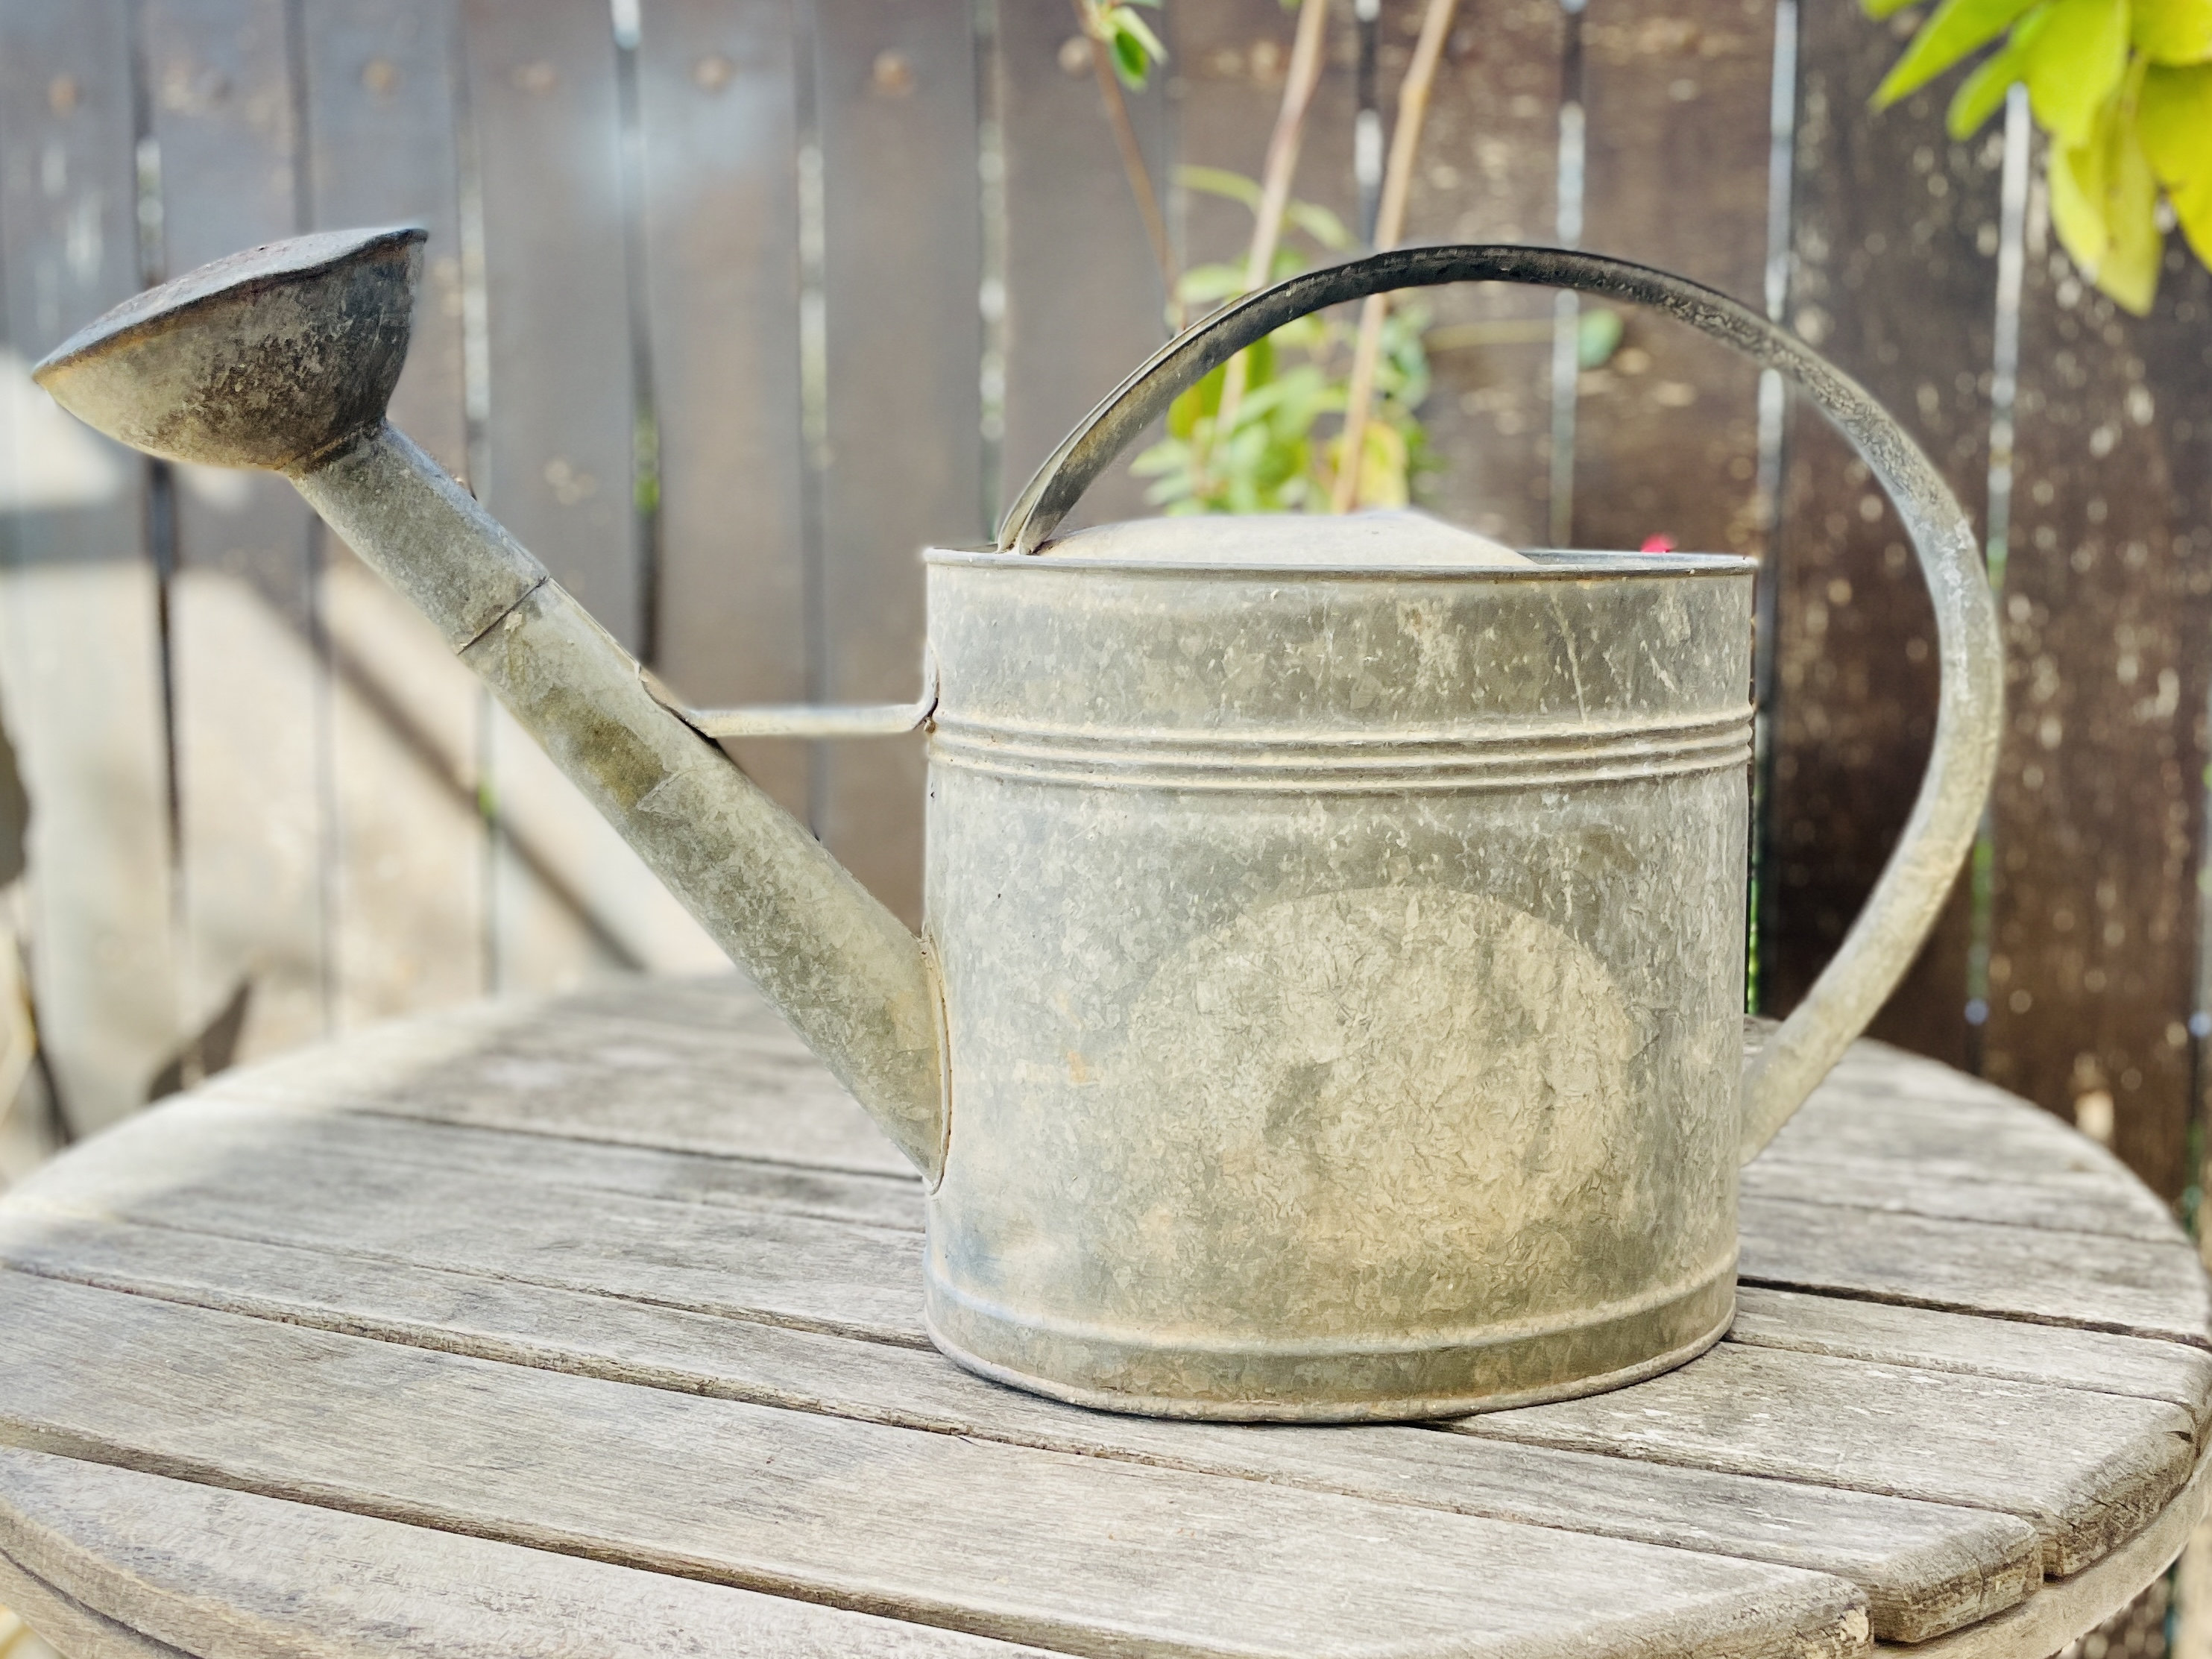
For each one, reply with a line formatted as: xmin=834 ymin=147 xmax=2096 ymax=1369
xmin=1038 ymin=509 xmax=1533 ymax=568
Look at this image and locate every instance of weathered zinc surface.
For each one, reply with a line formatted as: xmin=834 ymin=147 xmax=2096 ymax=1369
xmin=34 ymin=228 xmax=1999 ymax=1421
xmin=0 ymin=980 xmax=2202 ymax=1658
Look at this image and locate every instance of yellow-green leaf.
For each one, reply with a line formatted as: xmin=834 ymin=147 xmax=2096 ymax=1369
xmin=1875 ymin=0 xmax=2044 ymax=104
xmin=2049 ymin=80 xmax=2164 ymax=312
xmin=2141 ymin=63 xmax=2212 ymax=262
xmin=2049 ymin=130 xmax=2111 ymax=268
xmin=1865 ymin=0 xmax=1923 ymax=20
xmin=2139 ymin=62 xmax=2212 ymax=179
xmin=2022 ymin=0 xmax=2129 ymax=144
xmin=2099 ymin=107 xmax=2164 ymax=311
xmin=2171 ymin=169 xmax=2212 ymax=265
xmin=2134 ymin=0 xmax=2212 ymax=62
xmin=1947 ymin=28 xmax=2032 ymax=133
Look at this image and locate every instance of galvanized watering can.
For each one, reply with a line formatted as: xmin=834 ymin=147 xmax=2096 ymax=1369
xmin=35 ymin=230 xmax=2001 ymax=1420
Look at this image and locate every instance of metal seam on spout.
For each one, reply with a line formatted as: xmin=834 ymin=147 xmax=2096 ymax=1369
xmin=456 ymin=573 xmax=549 ymax=655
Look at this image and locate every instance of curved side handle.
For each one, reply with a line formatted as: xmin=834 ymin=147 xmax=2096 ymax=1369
xmin=1001 ymin=245 xmax=2003 ymax=1163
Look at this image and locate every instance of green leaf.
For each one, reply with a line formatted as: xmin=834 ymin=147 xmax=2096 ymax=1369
xmin=2141 ymin=63 xmax=2212 ymax=260
xmin=1865 ymin=0 xmax=1924 ymax=20
xmin=2021 ymin=0 xmax=2129 ymax=144
xmin=2140 ymin=62 xmax=2212 ymax=178
xmin=1110 ymin=27 xmax=1149 ymax=88
xmin=1175 ymin=166 xmax=1264 ymax=209
xmin=1874 ymin=0 xmax=2043 ymax=104
xmin=2049 ymin=75 xmax=2164 ymax=312
xmin=1946 ymin=26 xmax=2032 ymax=133
xmin=2171 ymin=168 xmax=2212 ymax=266
xmin=1175 ymin=262 xmax=1250 ymax=306
xmin=1113 ymin=7 xmax=1167 ymax=69
xmin=1576 ymin=307 xmax=1625 ymax=368
xmin=2134 ymin=0 xmax=2212 ymax=61
xmin=2049 ymin=125 xmax=2111 ymax=270
xmin=1285 ymin=199 xmax=1352 ymax=251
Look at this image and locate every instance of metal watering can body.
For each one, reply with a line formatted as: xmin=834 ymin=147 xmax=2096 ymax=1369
xmin=922 ymin=529 xmax=1753 ymax=1413
xmin=34 ymin=230 xmax=2003 ymax=1421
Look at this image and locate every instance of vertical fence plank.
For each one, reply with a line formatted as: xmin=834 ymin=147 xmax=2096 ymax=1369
xmin=635 ymin=0 xmax=810 ymax=822
xmin=1759 ymin=19 xmax=2000 ymax=1068
xmin=1403 ymin=1 xmax=1562 ymax=545
xmin=140 ymin=0 xmax=330 ymax=1065
xmin=1981 ymin=236 xmax=2212 ymax=1200
xmin=996 ymin=0 xmax=1168 ymax=530
xmin=811 ymin=0 xmax=983 ymax=926
xmin=463 ymin=0 xmax=638 ymax=646
xmin=1570 ymin=0 xmax=1771 ymax=555
xmin=300 ymin=0 xmax=489 ymax=1027
xmin=464 ymin=0 xmax=720 ymax=988
xmin=0 ymin=0 xmax=180 ymax=1130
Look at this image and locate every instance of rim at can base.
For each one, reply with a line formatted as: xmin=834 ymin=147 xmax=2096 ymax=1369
xmin=921 ymin=1262 xmax=1737 ymax=1423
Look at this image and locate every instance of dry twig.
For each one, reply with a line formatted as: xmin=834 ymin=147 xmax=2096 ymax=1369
xmin=1331 ymin=0 xmax=1456 ymax=511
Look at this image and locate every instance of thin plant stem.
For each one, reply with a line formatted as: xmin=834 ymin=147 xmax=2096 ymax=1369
xmin=1209 ymin=0 xmax=1332 ymax=450
xmin=1332 ymin=0 xmax=1456 ymax=511
xmin=1076 ymin=0 xmax=1179 ymax=326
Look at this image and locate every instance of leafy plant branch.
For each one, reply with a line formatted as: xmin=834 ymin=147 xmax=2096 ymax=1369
xmin=1871 ymin=0 xmax=2212 ymax=312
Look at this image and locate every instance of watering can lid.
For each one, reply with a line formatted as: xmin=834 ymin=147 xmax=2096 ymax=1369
xmin=1039 ymin=510 xmax=1533 ymax=568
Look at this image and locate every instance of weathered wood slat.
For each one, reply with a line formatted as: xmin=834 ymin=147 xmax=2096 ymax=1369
xmin=810 ymin=0 xmax=982 ymax=927
xmin=0 ymin=1448 xmax=1066 ymax=1659
xmin=1569 ymin=0 xmax=1772 ymax=557
xmin=1739 ymin=1192 xmax=2212 ymax=1347
xmin=1979 ymin=245 xmax=2212 ymax=1203
xmin=1741 ymin=1152 xmax=2186 ymax=1245
xmin=0 ymin=1272 xmax=1874 ymax=1659
xmin=217 ymin=984 xmax=908 ymax=1172
xmin=7 ymin=1077 xmax=2194 ymax=1593
xmin=1463 ymin=1338 xmax=2194 ymax=1574
xmin=0 ymin=1200 xmax=2038 ymax=1642
xmin=10 ymin=1115 xmax=930 ymax=1341
xmin=0 ymin=1542 xmax=182 ymax=1659
xmin=1759 ymin=5 xmax=1998 ymax=1066
xmin=1731 ymin=1288 xmax=2212 ymax=1431
xmin=0 ymin=0 xmax=183 ymax=1133
xmin=142 ymin=0 xmax=330 ymax=1067
xmin=1877 ymin=1442 xmax=2212 ymax=1659
xmin=300 ymin=0 xmax=490 ymax=1025
xmin=635 ymin=0 xmax=811 ymax=822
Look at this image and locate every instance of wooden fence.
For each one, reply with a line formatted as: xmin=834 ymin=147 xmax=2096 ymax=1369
xmin=1 ymin=0 xmax=2209 ymax=1206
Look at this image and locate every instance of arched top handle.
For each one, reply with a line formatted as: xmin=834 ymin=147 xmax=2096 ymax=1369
xmin=998 ymin=245 xmax=2004 ymax=1162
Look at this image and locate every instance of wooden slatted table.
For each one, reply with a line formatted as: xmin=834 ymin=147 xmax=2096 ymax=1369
xmin=0 ymin=978 xmax=2204 ymax=1659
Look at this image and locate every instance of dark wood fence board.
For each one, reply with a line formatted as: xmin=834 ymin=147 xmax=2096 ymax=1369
xmin=810 ymin=0 xmax=983 ymax=926
xmin=635 ymin=0 xmax=810 ymax=823
xmin=300 ymin=0 xmax=488 ymax=1026
xmin=1981 ymin=235 xmax=2212 ymax=1201
xmin=996 ymin=0 xmax=1168 ymax=533
xmin=1404 ymin=1 xmax=1562 ymax=547
xmin=141 ymin=0 xmax=331 ymax=1064
xmin=1760 ymin=38 xmax=2001 ymax=1073
xmin=460 ymin=0 xmax=639 ymax=649
xmin=1569 ymin=0 xmax=1771 ymax=557
xmin=0 ymin=0 xmax=182 ymax=1131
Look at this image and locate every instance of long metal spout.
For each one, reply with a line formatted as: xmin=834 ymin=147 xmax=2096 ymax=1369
xmin=32 ymin=226 xmax=947 ymax=1177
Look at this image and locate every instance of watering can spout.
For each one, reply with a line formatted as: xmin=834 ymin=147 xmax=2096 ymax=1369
xmin=32 ymin=225 xmax=948 ymax=1176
